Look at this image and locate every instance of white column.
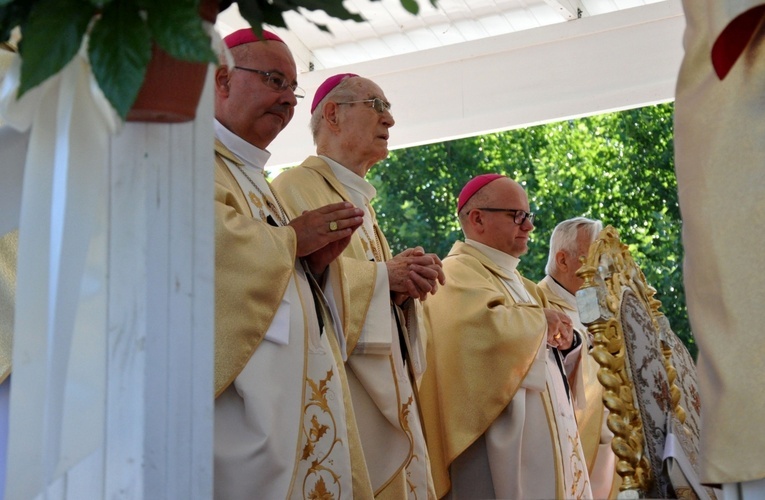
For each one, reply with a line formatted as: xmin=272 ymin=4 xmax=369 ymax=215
xmin=20 ymin=72 xmax=216 ymax=500
xmin=103 ymin=87 xmax=215 ymax=498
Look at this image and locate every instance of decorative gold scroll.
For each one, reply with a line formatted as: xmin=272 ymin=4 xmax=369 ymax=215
xmin=576 ymin=226 xmax=688 ymax=498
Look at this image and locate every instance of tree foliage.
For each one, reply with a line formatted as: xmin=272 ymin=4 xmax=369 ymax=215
xmin=369 ymin=102 xmax=696 ymax=357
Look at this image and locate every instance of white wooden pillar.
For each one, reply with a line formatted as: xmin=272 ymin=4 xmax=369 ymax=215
xmin=29 ymin=72 xmax=216 ymax=499
xmin=104 ymin=82 xmax=215 ymax=498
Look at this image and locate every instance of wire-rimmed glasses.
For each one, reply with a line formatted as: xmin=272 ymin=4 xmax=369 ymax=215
xmin=336 ymin=97 xmax=391 ymax=114
xmin=233 ymin=66 xmax=305 ymax=99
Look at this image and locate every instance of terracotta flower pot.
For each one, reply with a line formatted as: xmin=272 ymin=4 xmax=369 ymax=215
xmin=126 ymin=47 xmax=210 ymax=123
xmin=126 ymin=0 xmax=219 ymax=123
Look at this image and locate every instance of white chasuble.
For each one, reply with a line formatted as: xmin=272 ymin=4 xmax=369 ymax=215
xmin=496 ymin=269 xmax=591 ymax=499
xmin=272 ymin=157 xmax=435 ymax=499
xmin=214 ymin=153 xmax=353 ymax=499
xmin=450 ymin=241 xmax=591 ymax=499
xmin=544 ymin=350 xmax=592 ymax=500
xmin=348 ymin=197 xmax=432 ymax=500
xmin=539 ymin=275 xmax=618 ymax=499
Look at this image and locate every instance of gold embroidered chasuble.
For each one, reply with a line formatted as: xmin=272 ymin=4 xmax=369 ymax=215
xmin=539 ymin=275 xmax=619 ymax=499
xmin=273 ymin=156 xmax=379 ymax=353
xmin=0 ymin=230 xmax=13 ymax=487
xmin=213 ymin=140 xmax=372 ymax=499
xmin=213 ymin=142 xmax=295 ymax=397
xmin=420 ymin=241 xmax=591 ymax=499
xmin=675 ymin=0 xmax=765 ymax=486
xmin=273 ymin=156 xmax=435 ymax=499
xmin=0 ymin=230 xmax=17 ymax=384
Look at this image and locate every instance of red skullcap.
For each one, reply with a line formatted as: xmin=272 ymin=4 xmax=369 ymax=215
xmin=311 ymin=73 xmax=359 ymax=114
xmin=457 ymin=174 xmax=505 ymax=213
xmin=224 ymin=28 xmax=284 ymax=49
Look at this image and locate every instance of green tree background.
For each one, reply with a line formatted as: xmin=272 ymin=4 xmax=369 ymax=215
xmin=369 ymin=102 xmax=695 ymax=357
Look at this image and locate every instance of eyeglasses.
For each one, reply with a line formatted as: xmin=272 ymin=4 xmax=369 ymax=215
xmin=336 ymin=97 xmax=391 ymax=114
xmin=233 ymin=66 xmax=305 ymax=99
xmin=475 ymin=208 xmax=535 ymax=226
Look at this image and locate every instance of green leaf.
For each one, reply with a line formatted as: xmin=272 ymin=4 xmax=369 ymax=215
xmin=308 ymin=20 xmax=330 ymax=33
xmin=236 ymin=0 xmax=365 ymax=32
xmin=0 ymin=1 xmax=33 ymax=43
xmin=17 ymin=0 xmax=95 ymax=97
xmin=260 ymin=7 xmax=289 ymax=29
xmin=145 ymin=1 xmax=215 ymax=63
xmin=236 ymin=0 xmax=266 ymax=35
xmin=295 ymin=0 xmax=364 ymax=22
xmin=399 ymin=0 xmax=419 ymax=15
xmin=88 ymin=0 xmax=152 ymax=119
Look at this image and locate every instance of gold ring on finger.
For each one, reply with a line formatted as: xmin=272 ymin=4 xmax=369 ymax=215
xmin=329 ymin=221 xmax=338 ymax=232
xmin=554 ymin=333 xmax=562 ymax=340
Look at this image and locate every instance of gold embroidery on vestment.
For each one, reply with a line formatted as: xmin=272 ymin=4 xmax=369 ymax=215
xmin=400 ymin=394 xmax=422 ymax=498
xmin=568 ymin=433 xmax=591 ymax=499
xmin=247 ymin=191 xmax=269 ymax=222
xmin=301 ymin=368 xmax=343 ymax=499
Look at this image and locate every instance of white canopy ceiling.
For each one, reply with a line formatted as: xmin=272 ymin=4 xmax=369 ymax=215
xmin=214 ymin=0 xmax=685 ymax=168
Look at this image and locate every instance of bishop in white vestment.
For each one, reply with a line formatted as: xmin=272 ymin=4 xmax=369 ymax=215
xmin=212 ymin=29 xmax=371 ymax=499
xmin=419 ymin=174 xmax=592 ymax=499
xmin=273 ymin=73 xmax=442 ymax=499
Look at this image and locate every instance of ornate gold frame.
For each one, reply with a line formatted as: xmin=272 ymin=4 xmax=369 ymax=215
xmin=575 ymin=225 xmax=686 ymax=498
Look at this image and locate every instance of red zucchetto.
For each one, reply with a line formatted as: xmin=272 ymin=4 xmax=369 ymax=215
xmin=223 ymin=28 xmax=284 ymax=49
xmin=311 ymin=73 xmax=359 ymax=114
xmin=457 ymin=174 xmax=506 ymax=213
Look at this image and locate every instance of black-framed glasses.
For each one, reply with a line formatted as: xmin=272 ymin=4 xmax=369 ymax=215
xmin=475 ymin=208 xmax=535 ymax=226
xmin=336 ymin=97 xmax=391 ymax=114
xmin=233 ymin=66 xmax=305 ymax=99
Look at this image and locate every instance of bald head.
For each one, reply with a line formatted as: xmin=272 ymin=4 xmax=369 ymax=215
xmin=459 ymin=177 xmax=534 ymax=258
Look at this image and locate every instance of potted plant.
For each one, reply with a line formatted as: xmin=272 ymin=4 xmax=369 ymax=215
xmin=0 ymin=0 xmax=429 ymax=122
xmin=0 ymin=0 xmax=219 ymax=121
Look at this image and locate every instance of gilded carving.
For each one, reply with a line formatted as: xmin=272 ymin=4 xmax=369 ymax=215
xmin=576 ymin=225 xmax=691 ymax=498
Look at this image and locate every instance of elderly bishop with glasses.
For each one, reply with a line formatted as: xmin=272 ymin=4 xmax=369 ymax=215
xmin=273 ymin=73 xmax=444 ymax=499
xmin=212 ymin=30 xmax=373 ymax=499
xmin=417 ymin=174 xmax=594 ymax=499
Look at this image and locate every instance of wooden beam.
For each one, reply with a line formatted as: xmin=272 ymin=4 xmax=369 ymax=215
xmin=543 ymin=0 xmax=581 ymax=20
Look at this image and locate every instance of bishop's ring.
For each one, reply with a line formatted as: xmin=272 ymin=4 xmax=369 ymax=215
xmin=329 ymin=221 xmax=338 ymax=232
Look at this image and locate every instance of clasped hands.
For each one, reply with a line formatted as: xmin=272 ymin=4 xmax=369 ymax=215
xmin=544 ymin=308 xmax=575 ymax=351
xmin=387 ymin=247 xmax=446 ymax=304
xmin=287 ymin=201 xmax=446 ymax=300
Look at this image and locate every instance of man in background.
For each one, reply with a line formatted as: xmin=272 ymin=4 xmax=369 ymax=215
xmin=419 ymin=174 xmax=592 ymax=499
xmin=538 ymin=216 xmax=619 ymax=499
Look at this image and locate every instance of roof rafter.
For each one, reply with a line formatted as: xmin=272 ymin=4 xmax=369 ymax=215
xmin=542 ymin=0 xmax=583 ymax=20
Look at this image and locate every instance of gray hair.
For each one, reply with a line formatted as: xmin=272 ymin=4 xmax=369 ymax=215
xmin=309 ymin=77 xmax=359 ymax=142
xmin=545 ymin=217 xmax=603 ymax=275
